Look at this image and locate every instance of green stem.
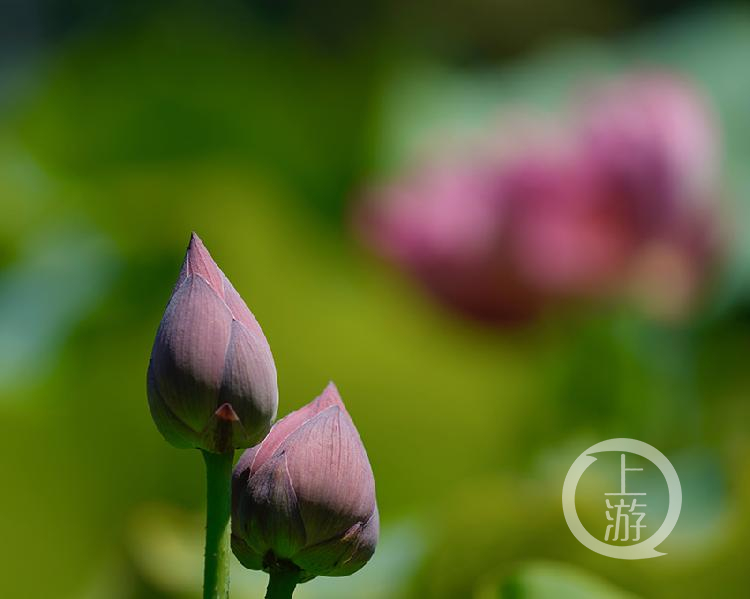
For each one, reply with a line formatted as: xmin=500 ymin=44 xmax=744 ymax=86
xmin=202 ymin=449 xmax=234 ymax=599
xmin=265 ymin=569 xmax=299 ymax=599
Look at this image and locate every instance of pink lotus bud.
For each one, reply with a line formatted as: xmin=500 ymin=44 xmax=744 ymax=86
xmin=231 ymin=383 xmax=378 ymax=580
xmin=147 ymin=233 xmax=278 ymax=453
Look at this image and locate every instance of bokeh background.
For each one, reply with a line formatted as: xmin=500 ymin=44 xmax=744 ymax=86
xmin=2 ymin=1 xmax=750 ymax=597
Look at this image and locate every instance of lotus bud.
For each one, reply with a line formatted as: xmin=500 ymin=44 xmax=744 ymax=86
xmin=147 ymin=233 xmax=278 ymax=453
xmin=231 ymin=383 xmax=378 ymax=582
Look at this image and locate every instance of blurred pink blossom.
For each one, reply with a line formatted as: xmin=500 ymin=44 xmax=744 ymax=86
xmin=355 ymin=72 xmax=722 ymax=324
xmin=577 ymin=73 xmax=722 ymax=319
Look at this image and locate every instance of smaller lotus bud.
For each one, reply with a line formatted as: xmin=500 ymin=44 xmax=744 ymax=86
xmin=231 ymin=383 xmax=378 ymax=582
xmin=147 ymin=233 xmax=278 ymax=453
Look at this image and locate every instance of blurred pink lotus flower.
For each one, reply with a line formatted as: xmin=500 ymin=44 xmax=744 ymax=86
xmin=356 ymin=72 xmax=721 ymax=324
xmin=357 ymin=156 xmax=540 ymax=322
xmin=147 ymin=233 xmax=278 ymax=453
xmin=577 ymin=73 xmax=721 ymax=319
xmin=580 ymin=73 xmax=718 ymax=227
xmin=232 ymin=383 xmax=378 ymax=581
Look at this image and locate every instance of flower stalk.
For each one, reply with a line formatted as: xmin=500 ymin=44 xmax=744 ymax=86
xmin=202 ymin=450 xmax=234 ymax=599
xmin=265 ymin=567 xmax=300 ymax=599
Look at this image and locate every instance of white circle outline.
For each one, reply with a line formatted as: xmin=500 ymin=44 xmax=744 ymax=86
xmin=562 ymin=438 xmax=682 ymax=559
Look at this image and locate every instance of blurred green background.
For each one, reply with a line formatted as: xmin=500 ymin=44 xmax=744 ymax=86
xmin=2 ymin=1 xmax=750 ymax=597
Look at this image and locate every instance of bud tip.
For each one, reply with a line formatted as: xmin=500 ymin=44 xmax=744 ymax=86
xmin=215 ymin=403 xmax=240 ymax=422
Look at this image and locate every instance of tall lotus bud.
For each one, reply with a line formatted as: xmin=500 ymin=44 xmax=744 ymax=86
xmin=232 ymin=383 xmax=378 ymax=581
xmin=147 ymin=233 xmax=278 ymax=453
